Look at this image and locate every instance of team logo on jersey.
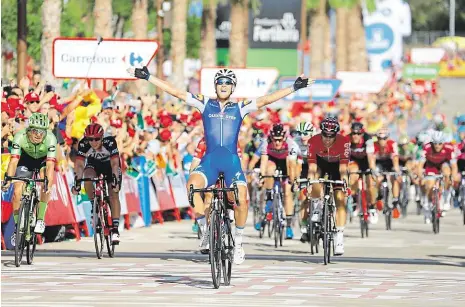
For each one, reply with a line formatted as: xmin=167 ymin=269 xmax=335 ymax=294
xmin=48 ymin=146 xmax=56 ymax=152
xmin=12 ymin=143 xmax=19 ymax=149
xmin=193 ymin=94 xmax=205 ymax=103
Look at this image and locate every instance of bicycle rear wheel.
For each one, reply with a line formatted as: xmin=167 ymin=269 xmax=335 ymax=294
xmin=15 ymin=198 xmax=30 ymax=267
xmin=209 ymin=210 xmax=222 ymax=289
xmin=93 ymin=198 xmax=104 ymax=259
xmin=383 ymin=188 xmax=392 ymax=230
xmin=432 ymin=190 xmax=440 ymax=234
xmin=273 ymin=198 xmax=279 ymax=248
xmin=104 ymin=206 xmax=115 ymax=258
xmin=222 ymin=216 xmax=233 ymax=286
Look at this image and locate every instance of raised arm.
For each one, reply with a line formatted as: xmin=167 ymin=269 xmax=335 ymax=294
xmin=256 ymin=75 xmax=314 ymax=108
xmin=127 ymin=66 xmax=188 ymax=102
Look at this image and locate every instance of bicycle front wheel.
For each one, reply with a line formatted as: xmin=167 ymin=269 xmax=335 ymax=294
xmin=222 ymin=216 xmax=233 ymax=286
xmin=209 ymin=210 xmax=222 ymax=289
xmin=26 ymin=199 xmax=38 ymax=265
xmin=93 ymin=198 xmax=104 ymax=259
xmin=323 ymin=201 xmax=330 ymax=265
xmin=273 ymin=198 xmax=279 ymax=248
xmin=15 ymin=198 xmax=30 ymax=267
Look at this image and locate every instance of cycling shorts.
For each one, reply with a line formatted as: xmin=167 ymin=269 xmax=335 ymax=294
xmin=424 ymin=161 xmax=450 ymax=175
xmin=300 ymin=162 xmax=309 ymax=179
xmin=85 ymin=159 xmax=113 ymax=181
xmin=316 ymin=156 xmax=343 ymax=190
xmin=350 ymin=157 xmax=370 ymax=172
xmin=15 ymin=152 xmax=46 ymax=177
xmin=268 ymin=155 xmax=288 ymax=177
xmin=377 ymin=159 xmax=394 ymax=172
xmin=458 ymin=159 xmax=465 ymax=173
xmin=191 ymin=147 xmax=246 ymax=188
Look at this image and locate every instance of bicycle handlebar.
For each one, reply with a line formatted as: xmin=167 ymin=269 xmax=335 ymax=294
xmin=189 ymin=183 xmax=239 ymax=208
xmin=297 ymin=178 xmax=346 ymax=186
xmin=3 ymin=175 xmax=49 ymax=192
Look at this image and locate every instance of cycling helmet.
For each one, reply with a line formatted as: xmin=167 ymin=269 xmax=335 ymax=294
xmin=320 ymin=117 xmax=340 ymax=135
xmin=270 ymin=123 xmax=286 ymax=139
xmin=84 ymin=123 xmax=104 ymax=138
xmin=399 ymin=134 xmax=409 ymax=145
xmin=416 ymin=131 xmax=430 ymax=145
xmin=24 ymin=92 xmax=40 ymax=103
xmin=214 ymin=69 xmax=237 ymax=87
xmin=351 ymin=122 xmax=364 ymax=134
xmin=458 ymin=125 xmax=465 ymax=134
xmin=431 ymin=130 xmax=445 ymax=144
xmin=28 ymin=112 xmax=49 ymax=130
xmin=296 ymin=122 xmax=315 ymax=136
xmin=377 ymin=127 xmax=390 ymax=138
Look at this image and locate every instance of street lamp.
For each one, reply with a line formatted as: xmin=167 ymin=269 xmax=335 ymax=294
xmin=155 ymin=0 xmax=171 ymax=102
xmin=449 ymin=0 xmax=456 ymax=37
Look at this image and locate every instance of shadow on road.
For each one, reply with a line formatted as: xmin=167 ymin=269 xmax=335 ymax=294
xmin=428 ymin=255 xmax=465 ymax=260
xmin=2 ymin=250 xmax=464 ymax=267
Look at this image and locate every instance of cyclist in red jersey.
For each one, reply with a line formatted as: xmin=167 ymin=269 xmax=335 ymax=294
xmin=307 ymin=117 xmax=350 ymax=255
xmin=369 ymin=128 xmax=401 ymax=214
xmin=417 ymin=131 xmax=457 ymax=219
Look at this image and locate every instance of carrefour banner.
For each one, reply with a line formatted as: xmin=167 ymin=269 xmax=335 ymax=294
xmin=363 ymin=0 xmax=412 ymax=72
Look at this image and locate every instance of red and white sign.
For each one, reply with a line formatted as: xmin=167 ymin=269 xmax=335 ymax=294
xmin=151 ymin=170 xmax=176 ymax=211
xmin=200 ymin=67 xmax=279 ymax=98
xmin=45 ymin=172 xmax=77 ymax=226
xmin=53 ymin=38 xmax=158 ymax=80
xmin=168 ymin=174 xmax=189 ymax=209
xmin=123 ymin=175 xmax=141 ymax=214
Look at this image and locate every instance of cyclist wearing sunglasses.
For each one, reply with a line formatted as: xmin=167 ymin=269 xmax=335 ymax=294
xmin=348 ymin=122 xmax=378 ymax=223
xmin=2 ymin=113 xmax=57 ymax=244
xmin=307 ymin=117 xmax=350 ymax=255
xmin=72 ymin=123 xmax=122 ymax=244
xmin=258 ymin=123 xmax=299 ymax=239
xmin=293 ymin=121 xmax=316 ymax=242
xmin=370 ymin=128 xmax=401 ymax=214
xmin=129 ymin=65 xmax=314 ymax=264
xmin=417 ymin=131 xmax=457 ymax=222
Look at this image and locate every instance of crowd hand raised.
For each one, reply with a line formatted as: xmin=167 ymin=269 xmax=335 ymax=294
xmin=293 ymin=74 xmax=315 ymax=91
xmin=127 ymin=66 xmax=150 ymax=81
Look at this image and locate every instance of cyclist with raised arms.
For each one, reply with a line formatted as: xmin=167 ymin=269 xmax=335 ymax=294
xmin=2 ymin=113 xmax=57 ymax=245
xmin=71 ymin=123 xmax=122 ymax=244
xmin=258 ymin=123 xmax=299 ymax=239
xmin=128 ymin=66 xmax=314 ymax=264
xmin=307 ymin=117 xmax=350 ymax=255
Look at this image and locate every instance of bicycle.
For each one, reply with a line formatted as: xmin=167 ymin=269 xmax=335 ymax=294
xmin=378 ymin=171 xmax=399 ymax=231
xmin=189 ymin=172 xmax=239 ymax=289
xmin=301 ymin=174 xmax=346 ymax=265
xmin=3 ymin=171 xmax=47 ymax=267
xmin=349 ymin=170 xmax=372 ymax=238
xmin=262 ymin=171 xmax=287 ymax=248
xmin=399 ymin=167 xmax=411 ymax=218
xmin=297 ymin=178 xmax=319 ymax=255
xmin=76 ymin=175 xmax=115 ymax=259
xmin=458 ymin=171 xmax=465 ymax=225
xmin=247 ymin=169 xmax=262 ymax=235
xmin=423 ymin=174 xmax=444 ymax=234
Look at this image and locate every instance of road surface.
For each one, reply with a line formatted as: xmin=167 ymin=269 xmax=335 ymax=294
xmin=2 ymin=205 xmax=465 ymax=307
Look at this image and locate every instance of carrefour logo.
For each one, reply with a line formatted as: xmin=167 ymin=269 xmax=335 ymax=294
xmin=365 ymin=23 xmax=394 ymax=55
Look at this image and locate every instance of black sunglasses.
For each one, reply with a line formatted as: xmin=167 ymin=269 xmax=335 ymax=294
xmin=87 ymin=137 xmax=102 ymax=142
xmin=322 ymin=132 xmax=336 ymax=138
xmin=378 ymin=136 xmax=388 ymax=140
xmin=26 ymin=101 xmax=41 ymax=104
xmin=216 ymin=79 xmax=233 ymax=85
xmin=351 ymin=131 xmax=362 ymax=135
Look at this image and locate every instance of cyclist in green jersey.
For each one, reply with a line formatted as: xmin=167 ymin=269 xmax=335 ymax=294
xmin=398 ymin=134 xmax=416 ymax=170
xmin=2 ymin=113 xmax=57 ymax=244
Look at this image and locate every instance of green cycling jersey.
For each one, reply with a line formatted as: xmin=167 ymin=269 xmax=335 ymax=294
xmin=398 ymin=142 xmax=416 ymax=161
xmin=11 ymin=128 xmax=57 ymax=160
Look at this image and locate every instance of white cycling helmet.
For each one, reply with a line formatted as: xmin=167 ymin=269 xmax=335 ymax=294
xmin=296 ymin=122 xmax=315 ymax=136
xmin=214 ymin=69 xmax=237 ymax=87
xmin=431 ymin=130 xmax=445 ymax=144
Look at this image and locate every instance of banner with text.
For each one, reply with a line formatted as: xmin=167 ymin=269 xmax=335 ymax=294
xmin=278 ymin=78 xmax=341 ymax=103
xmin=402 ymin=64 xmax=440 ymax=80
xmin=45 ymin=171 xmax=77 ymax=226
xmin=336 ymin=71 xmax=390 ymax=93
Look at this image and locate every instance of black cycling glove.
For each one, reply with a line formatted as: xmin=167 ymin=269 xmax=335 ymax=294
xmin=293 ymin=76 xmax=309 ymax=91
xmin=134 ymin=66 xmax=150 ymax=80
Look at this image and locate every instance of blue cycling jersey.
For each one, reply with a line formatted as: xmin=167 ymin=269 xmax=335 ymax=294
xmin=186 ymin=93 xmax=258 ymax=154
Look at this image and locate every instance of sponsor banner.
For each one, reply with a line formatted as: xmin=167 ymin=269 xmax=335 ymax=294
xmin=411 ymin=48 xmax=445 ymax=64
xmin=402 ymin=64 xmax=440 ymax=80
xmin=167 ymin=173 xmax=189 ymax=209
xmin=65 ymin=170 xmax=86 ymax=223
xmin=45 ymin=172 xmax=77 ymax=226
xmin=149 ymin=179 xmax=160 ymax=212
xmin=278 ymin=78 xmax=341 ymax=102
xmin=248 ymin=0 xmax=301 ymax=49
xmin=336 ymin=71 xmax=390 ymax=93
xmin=433 ymin=36 xmax=465 ymax=77
xmin=200 ymin=67 xmax=279 ymax=98
xmin=123 ymin=174 xmax=141 ymax=214
xmin=215 ymin=3 xmax=231 ymax=48
xmin=53 ymin=38 xmax=158 ymax=79
xmin=151 ymin=169 xmax=176 ymax=211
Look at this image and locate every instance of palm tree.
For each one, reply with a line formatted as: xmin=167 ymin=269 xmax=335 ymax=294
xmin=200 ymin=0 xmax=217 ymax=67
xmin=132 ymin=0 xmax=148 ymax=39
xmin=229 ymin=0 xmax=249 ymax=67
xmin=40 ymin=0 xmax=62 ymax=83
xmin=94 ymin=0 xmax=113 ymax=38
xmin=308 ymin=0 xmax=331 ymax=78
xmin=170 ymin=0 xmax=188 ymax=89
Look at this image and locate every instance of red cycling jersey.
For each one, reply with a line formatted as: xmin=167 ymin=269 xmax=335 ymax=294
xmin=308 ymin=134 xmax=350 ymax=165
xmin=456 ymin=142 xmax=465 ymax=160
xmin=194 ymin=137 xmax=242 ymax=160
xmin=373 ymin=139 xmax=398 ymax=161
xmin=421 ymin=142 xmax=456 ymax=168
